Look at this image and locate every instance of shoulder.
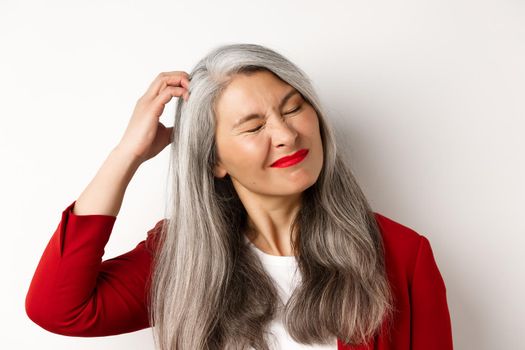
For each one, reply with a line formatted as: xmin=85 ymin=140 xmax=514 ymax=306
xmin=372 ymin=212 xmax=428 ymax=282
xmin=373 ymin=212 xmax=423 ymax=252
xmin=144 ymin=218 xmax=169 ymax=254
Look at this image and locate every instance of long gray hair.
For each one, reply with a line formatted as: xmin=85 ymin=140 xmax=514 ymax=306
xmin=149 ymin=43 xmax=395 ymax=350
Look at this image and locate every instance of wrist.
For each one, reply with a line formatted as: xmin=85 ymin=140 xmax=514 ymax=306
xmin=111 ymin=145 xmax=144 ymax=170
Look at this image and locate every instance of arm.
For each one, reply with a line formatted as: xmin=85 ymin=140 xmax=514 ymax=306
xmin=25 ymin=71 xmax=188 ymax=336
xmin=25 ymin=200 xmax=164 ymax=336
xmin=410 ymin=235 xmax=454 ymax=349
xmin=72 ymin=146 xmax=141 ymax=217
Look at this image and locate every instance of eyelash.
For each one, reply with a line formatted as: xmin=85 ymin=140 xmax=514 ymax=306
xmin=246 ymin=105 xmax=302 ymax=133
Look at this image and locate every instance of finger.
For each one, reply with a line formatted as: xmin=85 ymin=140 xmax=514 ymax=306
xmin=153 ymin=86 xmax=187 ymax=107
xmin=180 ymin=77 xmax=190 ymax=89
xmin=158 ymin=79 xmax=189 ymax=97
xmin=149 ymin=73 xmax=189 ymax=99
xmin=144 ymin=71 xmax=190 ymax=100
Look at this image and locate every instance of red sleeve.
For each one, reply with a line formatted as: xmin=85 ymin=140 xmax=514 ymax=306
xmin=410 ymin=235 xmax=454 ymax=349
xmin=25 ymin=200 xmax=164 ymax=337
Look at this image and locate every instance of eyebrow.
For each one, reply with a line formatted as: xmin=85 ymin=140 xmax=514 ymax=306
xmin=232 ymin=88 xmax=300 ymax=129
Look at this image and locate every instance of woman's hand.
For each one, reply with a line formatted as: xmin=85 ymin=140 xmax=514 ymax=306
xmin=116 ymin=71 xmax=190 ymax=164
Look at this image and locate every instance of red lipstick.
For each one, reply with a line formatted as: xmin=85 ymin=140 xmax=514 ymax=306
xmin=270 ymin=149 xmax=309 ymax=168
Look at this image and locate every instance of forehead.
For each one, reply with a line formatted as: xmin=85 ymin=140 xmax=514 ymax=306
xmin=214 ymin=71 xmax=296 ymax=123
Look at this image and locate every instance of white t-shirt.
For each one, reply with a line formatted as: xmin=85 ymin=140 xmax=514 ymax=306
xmin=244 ymin=235 xmax=338 ymax=350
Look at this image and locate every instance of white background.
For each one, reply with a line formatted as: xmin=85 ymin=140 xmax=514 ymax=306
xmin=1 ymin=0 xmax=524 ymax=349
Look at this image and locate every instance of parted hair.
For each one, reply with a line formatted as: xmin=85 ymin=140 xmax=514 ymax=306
xmin=148 ymin=43 xmax=395 ymax=350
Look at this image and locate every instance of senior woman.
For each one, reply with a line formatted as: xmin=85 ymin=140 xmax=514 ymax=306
xmin=25 ymin=43 xmax=453 ymax=350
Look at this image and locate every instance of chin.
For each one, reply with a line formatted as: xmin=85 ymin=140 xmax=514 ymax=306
xmin=286 ymin=178 xmax=318 ymax=195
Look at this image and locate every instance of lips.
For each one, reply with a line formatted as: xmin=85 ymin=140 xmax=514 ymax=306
xmin=270 ymin=149 xmax=309 ymax=168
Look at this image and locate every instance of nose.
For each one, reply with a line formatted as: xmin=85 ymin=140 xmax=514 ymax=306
xmin=267 ymin=113 xmax=298 ymax=147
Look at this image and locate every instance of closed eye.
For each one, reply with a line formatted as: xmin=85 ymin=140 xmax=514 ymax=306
xmin=245 ymin=104 xmax=302 ymax=133
xmin=285 ymin=105 xmax=301 ymax=114
xmin=246 ymin=125 xmax=263 ymax=133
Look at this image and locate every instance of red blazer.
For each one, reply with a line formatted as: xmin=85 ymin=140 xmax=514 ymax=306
xmin=25 ymin=200 xmax=453 ymax=349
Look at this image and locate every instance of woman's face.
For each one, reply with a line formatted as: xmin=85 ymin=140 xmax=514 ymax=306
xmin=213 ymin=70 xmax=324 ymax=198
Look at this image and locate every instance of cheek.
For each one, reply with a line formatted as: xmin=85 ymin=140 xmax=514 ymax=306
xmin=295 ymin=110 xmax=320 ymax=136
xmin=225 ymin=138 xmax=266 ymax=169
xmin=237 ymin=140 xmax=260 ymax=156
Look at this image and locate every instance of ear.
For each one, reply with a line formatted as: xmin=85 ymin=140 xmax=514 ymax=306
xmin=213 ymin=161 xmax=228 ymax=178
